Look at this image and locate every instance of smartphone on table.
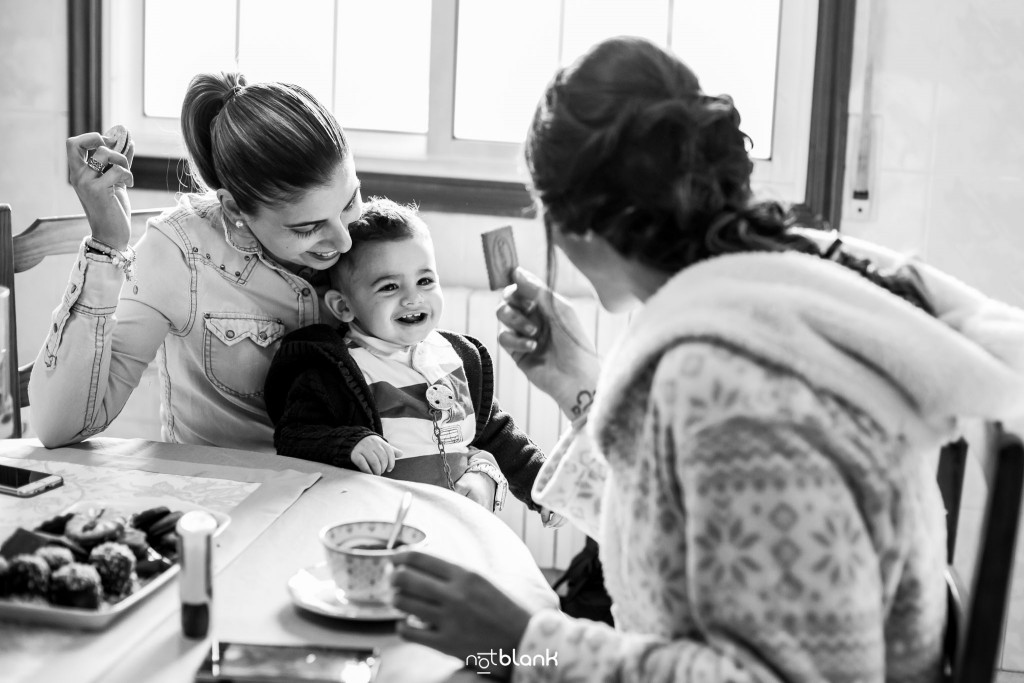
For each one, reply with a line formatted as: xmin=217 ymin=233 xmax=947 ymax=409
xmin=0 ymin=464 xmax=64 ymax=497
xmin=195 ymin=641 xmax=380 ymax=683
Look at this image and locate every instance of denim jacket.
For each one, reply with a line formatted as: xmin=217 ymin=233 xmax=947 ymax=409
xmin=28 ymin=193 xmax=324 ymax=452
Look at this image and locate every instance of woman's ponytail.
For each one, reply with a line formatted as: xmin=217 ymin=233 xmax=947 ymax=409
xmin=180 ymin=72 xmax=247 ymax=192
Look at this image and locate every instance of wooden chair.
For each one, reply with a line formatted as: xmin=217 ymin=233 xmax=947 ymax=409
xmin=939 ymin=423 xmax=1024 ymax=683
xmin=0 ymin=204 xmax=163 ymax=437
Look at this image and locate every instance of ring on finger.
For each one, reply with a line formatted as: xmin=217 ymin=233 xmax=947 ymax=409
xmin=405 ymin=614 xmax=435 ymax=631
xmin=86 ymin=156 xmax=105 ymax=174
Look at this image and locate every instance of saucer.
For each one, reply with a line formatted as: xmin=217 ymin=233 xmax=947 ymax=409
xmin=287 ymin=563 xmax=405 ymax=621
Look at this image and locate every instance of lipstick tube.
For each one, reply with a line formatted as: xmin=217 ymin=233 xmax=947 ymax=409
xmin=176 ymin=510 xmax=217 ymax=639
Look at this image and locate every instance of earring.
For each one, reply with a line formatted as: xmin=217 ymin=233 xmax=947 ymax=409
xmin=235 ymin=220 xmax=245 ymax=229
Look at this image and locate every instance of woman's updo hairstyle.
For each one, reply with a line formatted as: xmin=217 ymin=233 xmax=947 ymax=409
xmin=526 ymin=36 xmax=933 ymax=313
xmin=180 ymin=72 xmax=349 ymax=215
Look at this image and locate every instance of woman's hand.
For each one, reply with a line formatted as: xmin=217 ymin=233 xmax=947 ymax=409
xmin=391 ymin=551 xmax=534 ymax=680
xmin=66 ymin=131 xmax=135 ymax=250
xmin=454 ymin=471 xmax=497 ymax=510
xmin=541 ymin=507 xmax=567 ymax=528
xmin=497 ymin=267 xmax=601 ymax=419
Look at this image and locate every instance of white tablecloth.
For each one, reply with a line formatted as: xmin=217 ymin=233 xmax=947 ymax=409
xmin=0 ymin=438 xmax=559 ymax=683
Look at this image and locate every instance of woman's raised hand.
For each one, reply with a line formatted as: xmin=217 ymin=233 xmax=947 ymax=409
xmin=66 ymin=131 xmax=135 ymax=250
xmin=497 ymin=267 xmax=601 ymax=420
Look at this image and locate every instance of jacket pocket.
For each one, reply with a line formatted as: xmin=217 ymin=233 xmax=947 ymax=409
xmin=202 ymin=313 xmax=284 ymax=398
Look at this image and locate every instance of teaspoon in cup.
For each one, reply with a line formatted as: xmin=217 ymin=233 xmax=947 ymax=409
xmin=385 ymin=491 xmax=413 ymax=550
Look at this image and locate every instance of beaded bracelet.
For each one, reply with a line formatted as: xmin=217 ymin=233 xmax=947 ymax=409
xmin=86 ymin=237 xmax=137 ymax=283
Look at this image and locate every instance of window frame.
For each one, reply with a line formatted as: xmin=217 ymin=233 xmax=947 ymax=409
xmin=69 ymin=0 xmax=855 ymax=223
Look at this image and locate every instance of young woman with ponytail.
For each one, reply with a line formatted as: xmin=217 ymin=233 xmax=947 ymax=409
xmin=391 ymin=36 xmax=1024 ymax=682
xmin=30 ymin=72 xmax=362 ymax=451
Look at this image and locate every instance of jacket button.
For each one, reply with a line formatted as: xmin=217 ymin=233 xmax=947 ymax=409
xmin=220 ymin=264 xmax=226 ymax=270
xmin=226 ymin=330 xmax=235 ymax=339
xmin=70 ymin=284 xmax=77 ymax=293
xmin=258 ymin=332 xmax=267 ymax=341
xmin=204 ymin=313 xmax=210 ymax=319
xmin=192 ymin=247 xmax=199 ymax=253
xmin=235 ymin=271 xmax=241 ymax=276
xmin=301 ymin=288 xmax=311 ymax=296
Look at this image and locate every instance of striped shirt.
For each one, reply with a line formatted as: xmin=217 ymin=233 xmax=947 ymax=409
xmin=345 ymin=325 xmax=476 ymax=460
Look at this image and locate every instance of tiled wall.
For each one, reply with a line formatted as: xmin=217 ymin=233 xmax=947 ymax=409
xmin=840 ymin=0 xmax=1024 ymax=670
xmin=842 ymin=0 xmax=1024 ymax=307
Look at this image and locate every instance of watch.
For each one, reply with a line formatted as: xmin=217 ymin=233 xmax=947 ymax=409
xmin=465 ymin=460 xmax=508 ymax=512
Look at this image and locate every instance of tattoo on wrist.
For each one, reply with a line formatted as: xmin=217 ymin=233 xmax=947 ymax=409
xmin=570 ymin=390 xmax=595 ymax=419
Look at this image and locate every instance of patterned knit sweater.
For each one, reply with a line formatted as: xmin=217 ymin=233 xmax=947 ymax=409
xmin=513 ymin=250 xmax=1024 ymax=683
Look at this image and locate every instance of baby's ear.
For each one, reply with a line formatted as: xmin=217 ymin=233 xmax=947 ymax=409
xmin=323 ymin=289 xmax=356 ymax=323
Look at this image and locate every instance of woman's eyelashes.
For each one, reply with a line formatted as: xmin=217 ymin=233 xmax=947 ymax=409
xmin=291 ymin=190 xmax=360 ymax=239
xmin=291 ymin=222 xmax=326 ymax=238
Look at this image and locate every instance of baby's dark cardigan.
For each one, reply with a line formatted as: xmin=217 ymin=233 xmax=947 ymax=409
xmin=264 ymin=324 xmax=545 ymax=510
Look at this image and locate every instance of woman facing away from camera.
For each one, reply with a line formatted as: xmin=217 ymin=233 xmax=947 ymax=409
xmin=389 ymin=36 xmax=1024 ymax=681
xmin=29 ymin=72 xmax=362 ymax=451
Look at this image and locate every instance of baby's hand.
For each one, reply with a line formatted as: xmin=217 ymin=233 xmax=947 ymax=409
xmin=541 ymin=507 xmax=566 ymax=528
xmin=351 ymin=436 xmax=400 ymax=476
xmin=454 ymin=471 xmax=497 ymax=511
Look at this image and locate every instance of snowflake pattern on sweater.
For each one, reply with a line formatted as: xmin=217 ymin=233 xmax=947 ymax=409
xmin=518 ymin=340 xmax=946 ymax=683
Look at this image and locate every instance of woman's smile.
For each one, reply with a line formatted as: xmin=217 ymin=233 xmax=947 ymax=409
xmin=308 ymin=249 xmax=341 ymax=261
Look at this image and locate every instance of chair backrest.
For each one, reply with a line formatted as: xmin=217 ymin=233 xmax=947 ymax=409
xmin=0 ymin=203 xmax=164 ymax=437
xmin=941 ymin=423 xmax=1024 ymax=683
xmin=937 ymin=437 xmax=969 ymax=562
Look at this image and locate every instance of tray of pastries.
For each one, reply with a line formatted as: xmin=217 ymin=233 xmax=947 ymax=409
xmin=0 ymin=498 xmax=229 ymax=630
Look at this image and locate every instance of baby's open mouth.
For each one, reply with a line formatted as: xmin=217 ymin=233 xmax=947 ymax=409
xmin=396 ymin=312 xmax=428 ymax=325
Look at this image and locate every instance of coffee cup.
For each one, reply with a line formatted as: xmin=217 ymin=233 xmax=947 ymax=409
xmin=319 ymin=520 xmax=427 ymax=604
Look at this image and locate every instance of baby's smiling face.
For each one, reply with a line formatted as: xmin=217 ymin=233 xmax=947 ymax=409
xmin=327 ymin=231 xmax=444 ymax=347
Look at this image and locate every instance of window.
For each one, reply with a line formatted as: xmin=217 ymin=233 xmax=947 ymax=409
xmin=102 ymin=0 xmax=819 ymax=207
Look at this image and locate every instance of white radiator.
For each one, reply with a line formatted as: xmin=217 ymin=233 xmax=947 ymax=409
xmin=442 ymin=287 xmax=630 ymax=570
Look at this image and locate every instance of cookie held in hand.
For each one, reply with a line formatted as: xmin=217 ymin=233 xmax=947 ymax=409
xmin=85 ymin=124 xmax=132 ymax=174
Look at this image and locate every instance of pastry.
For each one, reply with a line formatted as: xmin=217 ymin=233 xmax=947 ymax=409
xmin=35 ymin=545 xmax=75 ymax=571
xmin=120 ymin=527 xmax=149 ymax=560
xmin=65 ymin=512 xmax=124 ymax=550
xmin=89 ymin=542 xmax=136 ymax=598
xmin=35 ymin=512 xmax=74 ymax=535
xmin=7 ymin=554 xmax=50 ymax=597
xmin=105 ymin=124 xmax=131 ymax=157
xmin=130 ymin=506 xmax=170 ymax=533
xmin=49 ymin=563 xmax=103 ymax=609
xmin=145 ymin=510 xmax=184 ymax=543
